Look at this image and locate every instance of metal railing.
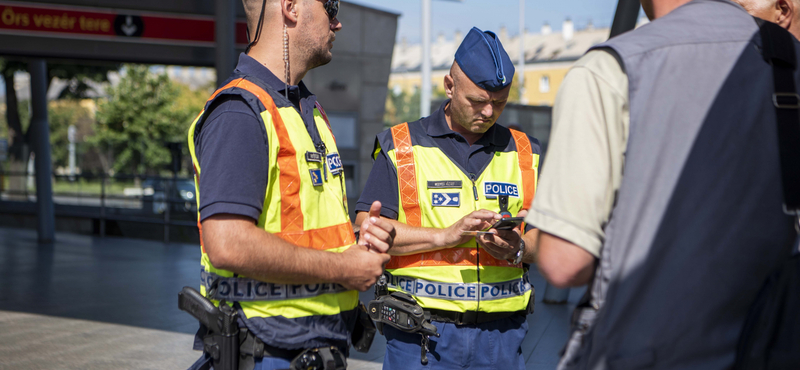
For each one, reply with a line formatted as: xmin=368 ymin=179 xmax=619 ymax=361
xmin=0 ymin=171 xmax=198 ymax=242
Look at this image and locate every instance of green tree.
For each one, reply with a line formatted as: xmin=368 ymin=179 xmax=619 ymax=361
xmin=384 ymin=88 xmax=421 ymax=128
xmin=383 ymin=85 xmax=454 ymax=128
xmin=49 ymin=63 xmax=117 ymax=99
xmin=48 ymin=101 xmax=92 ymax=169
xmin=0 ymin=58 xmax=117 ymax=162
xmin=508 ymin=77 xmax=521 ymax=104
xmin=90 ymin=64 xmax=195 ymax=176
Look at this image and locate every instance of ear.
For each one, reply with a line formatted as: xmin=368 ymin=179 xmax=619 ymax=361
xmin=444 ymin=74 xmax=455 ymax=99
xmin=776 ymin=0 xmax=794 ymax=28
xmin=281 ymin=0 xmax=299 ymax=24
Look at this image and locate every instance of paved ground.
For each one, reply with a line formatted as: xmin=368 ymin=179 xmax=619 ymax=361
xmin=0 ymin=227 xmax=585 ymax=369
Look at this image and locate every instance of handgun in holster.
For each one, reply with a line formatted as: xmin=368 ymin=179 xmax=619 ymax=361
xmin=178 ymin=286 xmax=240 ymax=370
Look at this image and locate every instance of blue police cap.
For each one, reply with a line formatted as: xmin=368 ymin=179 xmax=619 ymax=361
xmin=454 ymin=27 xmax=515 ymax=92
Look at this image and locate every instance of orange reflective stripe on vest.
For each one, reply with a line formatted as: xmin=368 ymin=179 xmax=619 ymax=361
xmin=391 ymin=123 xmax=422 ymax=227
xmin=510 ymin=129 xmax=536 ymax=210
xmin=386 ymin=247 xmax=522 ymax=269
xmin=230 ymin=79 xmax=304 ymax=233
xmin=276 ymin=222 xmax=355 ymax=250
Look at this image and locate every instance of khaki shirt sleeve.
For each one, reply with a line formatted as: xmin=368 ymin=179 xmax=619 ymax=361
xmin=524 ymin=50 xmax=629 ymax=257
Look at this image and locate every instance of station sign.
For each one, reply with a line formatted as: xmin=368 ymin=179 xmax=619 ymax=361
xmin=0 ymin=1 xmax=249 ymax=47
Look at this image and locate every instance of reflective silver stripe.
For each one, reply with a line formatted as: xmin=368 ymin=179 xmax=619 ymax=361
xmin=385 ymin=272 xmax=531 ymax=302
xmin=201 ymin=271 xmax=349 ymax=302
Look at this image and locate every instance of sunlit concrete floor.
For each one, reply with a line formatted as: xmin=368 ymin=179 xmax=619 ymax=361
xmin=0 ymin=227 xmax=584 ymax=369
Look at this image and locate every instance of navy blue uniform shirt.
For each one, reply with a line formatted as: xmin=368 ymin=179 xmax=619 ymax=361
xmin=195 ymin=53 xmax=322 ymax=222
xmin=356 ymin=100 xmax=541 ymax=222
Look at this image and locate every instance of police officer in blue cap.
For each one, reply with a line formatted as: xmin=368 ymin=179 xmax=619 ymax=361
xmin=356 ymin=27 xmax=542 ymax=369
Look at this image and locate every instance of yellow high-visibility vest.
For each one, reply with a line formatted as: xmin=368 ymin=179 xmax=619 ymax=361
xmin=187 ymin=76 xmax=357 ymax=334
xmin=375 ymin=121 xmax=539 ymax=313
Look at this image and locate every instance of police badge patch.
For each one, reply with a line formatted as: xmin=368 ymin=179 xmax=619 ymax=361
xmin=432 ymin=192 xmax=461 ymax=207
xmin=309 ymin=169 xmax=323 ymax=186
xmin=483 ymin=182 xmax=519 ymax=199
xmin=327 ymin=153 xmax=343 ymax=175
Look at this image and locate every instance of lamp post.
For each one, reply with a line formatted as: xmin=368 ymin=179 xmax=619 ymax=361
xmin=421 ymin=0 xmax=432 ymax=117
xmin=420 ymin=0 xmax=463 ymax=117
xmin=518 ymin=0 xmax=527 ymax=104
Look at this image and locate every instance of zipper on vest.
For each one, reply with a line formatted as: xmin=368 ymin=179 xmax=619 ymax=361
xmin=469 ymin=173 xmax=479 ymax=201
xmin=475 ymin=224 xmax=482 ymax=312
xmin=469 ymin=172 xmax=481 ymax=312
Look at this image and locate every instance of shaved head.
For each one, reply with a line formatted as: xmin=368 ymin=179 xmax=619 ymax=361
xmin=735 ymin=0 xmax=779 ymax=14
xmin=449 ymin=62 xmax=467 ymax=90
xmin=242 ymin=0 xmax=278 ymax=40
xmin=734 ymin=0 xmax=800 ymax=40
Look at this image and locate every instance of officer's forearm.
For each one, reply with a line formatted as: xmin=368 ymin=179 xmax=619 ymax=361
xmin=202 ymin=214 xmax=348 ymax=285
xmin=387 ymin=219 xmax=456 ymax=255
xmin=355 ymin=212 xmax=452 ymax=255
xmin=520 ymin=229 xmax=539 ymax=264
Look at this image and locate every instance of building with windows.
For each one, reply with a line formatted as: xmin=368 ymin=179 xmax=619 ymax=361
xmin=389 ymin=19 xmax=637 ymax=106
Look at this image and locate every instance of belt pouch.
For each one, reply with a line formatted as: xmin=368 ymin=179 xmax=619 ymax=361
xmin=351 ymin=301 xmax=377 ymax=353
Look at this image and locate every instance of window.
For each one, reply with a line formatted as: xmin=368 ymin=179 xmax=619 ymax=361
xmin=539 ymin=75 xmax=550 ymax=93
xmin=326 ymin=113 xmax=357 ymax=149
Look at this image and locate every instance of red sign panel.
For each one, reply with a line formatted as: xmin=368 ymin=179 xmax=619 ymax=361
xmin=0 ymin=1 xmax=248 ymax=46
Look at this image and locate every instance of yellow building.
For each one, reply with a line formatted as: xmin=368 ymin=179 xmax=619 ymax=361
xmin=389 ymin=20 xmax=615 ymax=107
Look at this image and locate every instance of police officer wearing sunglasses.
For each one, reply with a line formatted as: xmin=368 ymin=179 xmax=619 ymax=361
xmin=185 ymin=1 xmax=395 ymax=369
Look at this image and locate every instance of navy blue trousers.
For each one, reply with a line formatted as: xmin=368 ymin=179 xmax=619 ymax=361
xmin=382 ymin=315 xmax=528 ymax=370
xmin=187 ymin=353 xmax=292 ymax=370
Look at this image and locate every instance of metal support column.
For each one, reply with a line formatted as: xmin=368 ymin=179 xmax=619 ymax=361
xmin=518 ymin=0 xmax=526 ymax=104
xmin=215 ymin=0 xmax=237 ymax=87
xmin=420 ymin=0 xmax=432 ymax=117
xmin=609 ymin=0 xmax=641 ymax=39
xmin=29 ymin=59 xmax=55 ymax=243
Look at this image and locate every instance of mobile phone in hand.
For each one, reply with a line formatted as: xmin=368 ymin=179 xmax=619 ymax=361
xmin=460 ymin=230 xmax=497 ymax=236
xmin=490 ymin=217 xmax=524 ymax=230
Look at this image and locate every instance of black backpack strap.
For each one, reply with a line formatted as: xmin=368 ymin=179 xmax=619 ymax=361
xmin=758 ymin=20 xmax=800 ymax=217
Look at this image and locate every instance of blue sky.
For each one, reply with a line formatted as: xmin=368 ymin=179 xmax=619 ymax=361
xmin=348 ymin=0 xmax=629 ymax=43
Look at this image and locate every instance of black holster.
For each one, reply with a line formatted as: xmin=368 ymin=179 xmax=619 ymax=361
xmin=178 ymin=287 xmax=240 ymax=370
xmin=351 ymin=302 xmax=377 ymax=353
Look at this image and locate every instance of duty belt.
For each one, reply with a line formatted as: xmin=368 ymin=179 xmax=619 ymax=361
xmin=383 ymin=271 xmax=531 ymax=301
xmin=201 ymin=271 xmax=349 ymax=302
xmin=426 ymin=308 xmax=527 ymax=325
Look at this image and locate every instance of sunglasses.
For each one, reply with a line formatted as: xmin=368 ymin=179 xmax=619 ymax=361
xmin=322 ymin=0 xmax=339 ymax=21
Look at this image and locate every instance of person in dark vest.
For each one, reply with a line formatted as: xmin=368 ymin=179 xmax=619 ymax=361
xmin=523 ymin=0 xmax=798 ymax=369
xmin=735 ymin=0 xmax=800 ymax=39
xmin=185 ymin=1 xmax=395 ymax=369
xmin=355 ymin=27 xmax=542 ymax=369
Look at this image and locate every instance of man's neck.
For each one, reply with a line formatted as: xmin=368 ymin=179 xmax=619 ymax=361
xmin=652 ymin=0 xmax=693 ymax=19
xmin=788 ymin=22 xmax=800 ymax=42
xmin=247 ymin=40 xmax=308 ymax=85
xmin=443 ymin=102 xmax=484 ymax=145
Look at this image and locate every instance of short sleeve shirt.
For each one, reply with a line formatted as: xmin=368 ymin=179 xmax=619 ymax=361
xmin=357 ymin=100 xmax=541 ymax=225
xmin=524 ymin=50 xmax=630 ymax=257
xmin=195 ymin=53 xmax=322 ymax=222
